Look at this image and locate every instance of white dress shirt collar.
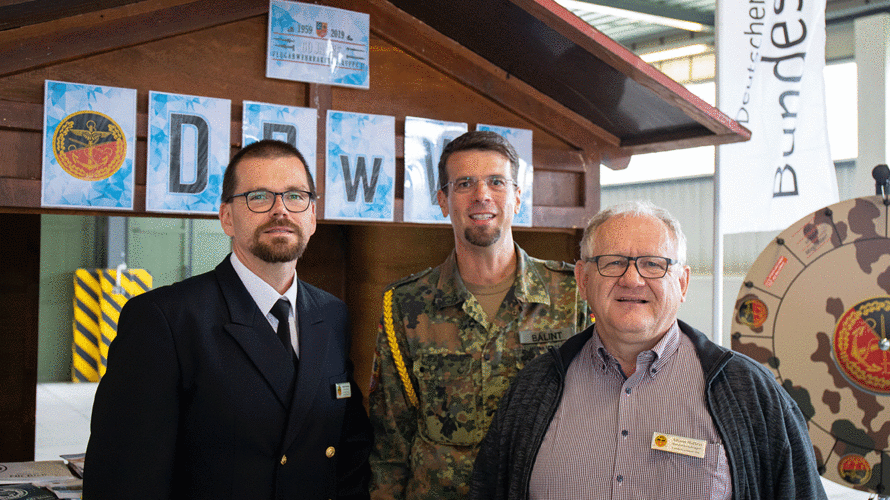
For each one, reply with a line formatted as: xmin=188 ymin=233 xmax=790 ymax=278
xmin=229 ymin=253 xmax=298 ymax=325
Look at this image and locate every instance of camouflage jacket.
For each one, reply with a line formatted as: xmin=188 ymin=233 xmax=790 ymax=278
xmin=368 ymin=244 xmax=589 ymax=500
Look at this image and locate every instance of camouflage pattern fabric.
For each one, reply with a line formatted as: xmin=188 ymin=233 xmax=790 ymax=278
xmin=368 ymin=244 xmax=590 ymax=500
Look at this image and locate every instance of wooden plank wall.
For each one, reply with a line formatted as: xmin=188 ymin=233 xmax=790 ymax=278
xmin=0 ymin=215 xmax=41 ymax=461
xmin=0 ymin=10 xmax=598 ymax=221
xmin=0 ymin=5 xmax=596 ymax=458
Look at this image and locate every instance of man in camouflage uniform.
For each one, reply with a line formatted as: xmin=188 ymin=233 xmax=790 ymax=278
xmin=367 ymin=131 xmax=589 ymax=500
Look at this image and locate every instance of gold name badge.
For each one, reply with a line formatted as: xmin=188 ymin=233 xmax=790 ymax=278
xmin=651 ymin=432 xmax=707 ymax=458
xmin=334 ymin=382 xmax=352 ymax=399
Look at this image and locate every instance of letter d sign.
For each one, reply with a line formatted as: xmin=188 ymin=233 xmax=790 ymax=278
xmin=169 ymin=113 xmax=209 ymax=194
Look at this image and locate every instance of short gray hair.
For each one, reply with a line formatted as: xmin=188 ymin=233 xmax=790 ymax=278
xmin=579 ymin=200 xmax=687 ymax=265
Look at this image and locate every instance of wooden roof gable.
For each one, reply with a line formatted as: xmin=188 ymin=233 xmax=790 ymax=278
xmin=0 ymin=0 xmax=748 ymax=226
xmin=0 ymin=0 xmax=748 ymax=156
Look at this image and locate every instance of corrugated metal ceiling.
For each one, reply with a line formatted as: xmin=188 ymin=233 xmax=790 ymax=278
xmin=562 ymin=0 xmax=713 ymax=48
xmin=561 ymin=0 xmax=890 ymax=53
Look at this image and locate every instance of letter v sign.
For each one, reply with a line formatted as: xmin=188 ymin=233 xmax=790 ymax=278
xmin=339 ymin=154 xmax=382 ymax=203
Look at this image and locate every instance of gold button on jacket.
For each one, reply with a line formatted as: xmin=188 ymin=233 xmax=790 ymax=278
xmin=325 ymin=446 xmax=336 ymax=458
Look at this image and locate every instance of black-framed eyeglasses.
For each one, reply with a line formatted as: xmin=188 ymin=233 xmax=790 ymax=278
xmin=226 ymin=189 xmax=316 ymax=213
xmin=441 ymin=175 xmax=517 ymax=194
xmin=583 ymin=255 xmax=677 ymax=279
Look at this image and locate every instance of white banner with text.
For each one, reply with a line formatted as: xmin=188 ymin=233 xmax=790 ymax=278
xmin=717 ymin=0 xmax=838 ymax=234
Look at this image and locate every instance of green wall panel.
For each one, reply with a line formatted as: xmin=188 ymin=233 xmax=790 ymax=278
xmin=38 ymin=215 xmax=99 ymax=382
xmin=38 ymin=215 xmax=230 ymax=381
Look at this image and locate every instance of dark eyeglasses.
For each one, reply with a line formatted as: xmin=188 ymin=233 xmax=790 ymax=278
xmin=226 ymin=189 xmax=316 ymax=213
xmin=583 ymin=255 xmax=677 ymax=279
xmin=441 ymin=175 xmax=517 ymax=194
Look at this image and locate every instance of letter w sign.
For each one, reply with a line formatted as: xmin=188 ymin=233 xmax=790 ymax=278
xmin=324 ymin=110 xmax=395 ymax=221
xmin=339 ymin=155 xmax=382 ymax=203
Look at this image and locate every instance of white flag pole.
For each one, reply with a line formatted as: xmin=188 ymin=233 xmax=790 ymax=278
xmin=712 ymin=0 xmax=724 ymax=347
xmin=713 ymin=155 xmax=724 ymax=347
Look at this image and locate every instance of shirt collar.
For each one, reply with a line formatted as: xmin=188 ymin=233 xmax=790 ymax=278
xmin=433 ymin=243 xmax=549 ymax=309
xmin=591 ymin=321 xmax=682 ymax=377
xmin=229 ymin=253 xmax=298 ymax=318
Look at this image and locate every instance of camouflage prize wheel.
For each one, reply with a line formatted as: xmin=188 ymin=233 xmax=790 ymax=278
xmin=731 ymin=195 xmax=890 ymax=496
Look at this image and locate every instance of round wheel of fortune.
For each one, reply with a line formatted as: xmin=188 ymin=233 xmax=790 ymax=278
xmin=731 ymin=195 xmax=890 ymax=496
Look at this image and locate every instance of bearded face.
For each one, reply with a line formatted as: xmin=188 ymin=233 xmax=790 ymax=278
xmin=219 ymin=155 xmax=317 ymax=272
xmin=249 ymin=218 xmax=308 ymax=263
xmin=464 ymin=225 xmax=501 ymax=247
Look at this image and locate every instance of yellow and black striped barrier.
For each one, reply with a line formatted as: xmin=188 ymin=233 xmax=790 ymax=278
xmin=72 ymin=268 xmax=152 ymax=382
xmin=72 ymin=270 xmax=101 ymax=383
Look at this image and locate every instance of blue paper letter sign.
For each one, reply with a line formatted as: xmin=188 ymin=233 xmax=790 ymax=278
xmin=403 ymin=117 xmax=467 ymax=224
xmin=476 ymin=124 xmax=533 ymax=227
xmin=242 ymin=101 xmax=318 ymax=180
xmin=147 ymin=91 xmax=231 ymax=214
xmin=42 ymin=80 xmax=137 ymax=210
xmin=325 ymin=110 xmax=395 ymax=221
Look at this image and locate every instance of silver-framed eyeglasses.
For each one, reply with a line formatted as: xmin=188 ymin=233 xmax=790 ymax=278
xmin=442 ymin=175 xmax=517 ymax=194
xmin=584 ymin=255 xmax=677 ymax=279
xmin=226 ymin=189 xmax=316 ymax=213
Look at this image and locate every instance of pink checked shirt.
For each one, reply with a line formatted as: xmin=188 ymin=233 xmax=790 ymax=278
xmin=529 ymin=322 xmax=732 ymax=500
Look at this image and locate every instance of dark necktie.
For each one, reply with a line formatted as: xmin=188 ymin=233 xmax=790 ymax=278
xmin=270 ymin=298 xmax=292 ymax=354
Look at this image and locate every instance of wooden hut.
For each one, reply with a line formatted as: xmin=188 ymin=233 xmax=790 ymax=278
xmin=0 ymin=0 xmax=748 ymax=460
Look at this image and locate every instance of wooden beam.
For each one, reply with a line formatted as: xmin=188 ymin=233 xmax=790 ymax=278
xmin=0 ymin=214 xmax=40 ymax=461
xmin=620 ymin=127 xmax=753 ymax=155
xmin=0 ymin=0 xmax=144 ymax=31
xmin=308 ymin=83 xmax=332 ymax=221
xmin=509 ymin=0 xmax=750 ymax=142
xmin=346 ymin=0 xmax=618 ymax=154
xmin=0 ymin=0 xmax=268 ymax=77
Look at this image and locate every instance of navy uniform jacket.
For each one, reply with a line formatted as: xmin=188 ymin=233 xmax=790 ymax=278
xmin=84 ymin=256 xmax=372 ymax=499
